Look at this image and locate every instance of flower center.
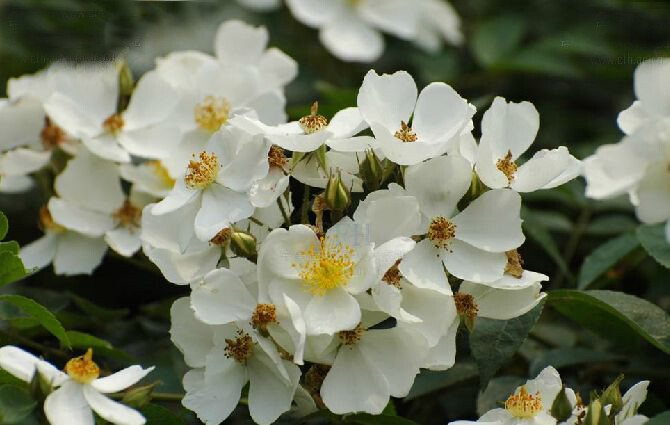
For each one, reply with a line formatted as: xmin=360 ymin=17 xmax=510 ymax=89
xmin=347 ymin=0 xmax=363 ymax=6
xmin=505 ymin=386 xmax=543 ymax=418
xmin=496 ymin=150 xmax=517 ymax=184
xmin=394 ymin=121 xmax=417 ymax=143
xmin=382 ymin=260 xmax=402 ymax=288
xmin=195 ymin=95 xmax=231 ymax=132
xmin=299 ymin=101 xmax=328 ymax=134
xmin=40 ymin=118 xmax=65 ymax=150
xmin=102 ymin=113 xmax=124 ymax=135
xmin=454 ymin=292 xmax=479 ymax=319
xmin=338 ymin=323 xmax=365 ymax=346
xmin=147 ymin=161 xmax=175 ymax=187
xmin=505 ymin=250 xmax=524 ymax=278
xmin=210 ymin=227 xmax=232 ymax=246
xmin=251 ymin=303 xmax=278 ymax=331
xmin=65 ymin=348 xmax=100 ymax=384
xmin=39 ymin=205 xmax=66 ymax=233
xmin=224 ymin=330 xmax=254 ymax=364
xmin=296 ymin=236 xmax=355 ymax=296
xmin=184 ymin=151 xmax=219 ymax=189
xmin=268 ymin=145 xmax=288 ymax=169
xmin=113 ymin=200 xmax=141 ymax=229
xmin=427 ymin=216 xmax=456 ymax=249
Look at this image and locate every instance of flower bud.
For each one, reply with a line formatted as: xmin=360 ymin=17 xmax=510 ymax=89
xmin=230 ymin=230 xmax=258 ymax=259
xmin=122 ymin=382 xmax=159 ymax=408
xmin=584 ymin=400 xmax=609 ymax=425
xmin=118 ymin=60 xmax=134 ymax=97
xmin=359 ymin=149 xmax=383 ymax=191
xmin=325 ymin=170 xmax=351 ymax=212
xmin=600 ymin=374 xmax=624 ymax=418
xmin=551 ymin=386 xmax=573 ymax=422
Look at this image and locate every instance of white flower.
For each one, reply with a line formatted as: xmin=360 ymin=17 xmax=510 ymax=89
xmin=152 ymin=126 xmax=271 ymax=242
xmin=0 ymin=345 xmax=153 ymax=425
xmin=357 ymin=70 xmax=474 ymax=165
xmin=475 ymin=97 xmax=581 ymax=193
xmin=170 ymin=298 xmax=301 ymax=425
xmin=412 ymin=0 xmax=463 ymax=53
xmin=285 ymin=0 xmax=420 ymax=62
xmin=236 ymin=0 xmax=281 ymax=11
xmin=120 ymin=160 xmax=175 ymax=198
xmin=617 ymin=58 xmax=670 ymax=135
xmin=291 ymin=150 xmax=364 ymax=192
xmin=616 ymin=381 xmax=650 ymax=425
xmin=449 ymin=366 xmax=563 ymax=425
xmin=320 ymin=320 xmax=428 ymax=415
xmin=400 ymin=155 xmax=524 ymax=286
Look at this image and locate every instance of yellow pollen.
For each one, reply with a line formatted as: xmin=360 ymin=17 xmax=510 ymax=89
xmin=113 ymin=200 xmax=141 ymax=229
xmin=295 ymin=236 xmax=355 ymax=296
xmin=427 ymin=216 xmax=456 ymax=250
xmin=268 ymin=145 xmax=288 ymax=169
xmin=65 ymin=348 xmax=100 ymax=384
xmin=505 ymin=386 xmax=543 ymax=418
xmin=299 ymin=101 xmax=328 ymax=134
xmin=39 ymin=205 xmax=66 ymax=233
xmin=210 ymin=227 xmax=232 ymax=246
xmin=454 ymin=292 xmax=479 ymax=319
xmin=496 ymin=150 xmax=518 ymax=184
xmin=505 ymin=250 xmax=524 ymax=278
xmin=195 ymin=96 xmax=231 ymax=132
xmin=347 ymin=0 xmax=363 ymax=6
xmin=382 ymin=260 xmax=402 ymax=288
xmin=184 ymin=151 xmax=219 ymax=189
xmin=147 ymin=161 xmax=175 ymax=187
xmin=40 ymin=118 xmax=65 ymax=150
xmin=102 ymin=113 xmax=124 ymax=134
xmin=338 ymin=323 xmax=365 ymax=346
xmin=394 ymin=121 xmax=417 ymax=143
xmin=251 ymin=303 xmax=278 ymax=331
xmin=224 ymin=330 xmax=254 ymax=364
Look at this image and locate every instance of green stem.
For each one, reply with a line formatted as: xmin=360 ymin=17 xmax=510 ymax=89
xmin=278 ymin=197 xmax=291 ymax=227
xmin=553 ymin=205 xmax=592 ymax=288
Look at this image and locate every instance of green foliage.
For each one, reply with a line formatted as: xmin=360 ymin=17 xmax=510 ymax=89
xmin=139 ymin=404 xmax=187 ymax=425
xmin=578 ymin=232 xmax=639 ymax=289
xmin=529 ymin=347 xmax=622 ymax=377
xmin=0 ymin=295 xmax=71 ymax=349
xmin=0 ymin=212 xmax=27 ymax=286
xmin=0 ymin=384 xmax=36 ymax=424
xmin=471 ymin=15 xmax=526 ymax=66
xmin=636 ymin=223 xmax=670 ymax=268
xmin=647 ymin=412 xmax=670 ymax=425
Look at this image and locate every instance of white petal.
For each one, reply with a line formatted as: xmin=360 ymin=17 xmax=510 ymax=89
xmin=43 ymin=92 xmax=101 ymax=140
xmin=326 ymin=107 xmax=368 ymax=139
xmin=169 ymin=297 xmax=214 ymax=368
xmin=0 ymin=148 xmax=51 ymax=176
xmin=321 ymin=346 xmax=389 ymax=414
xmin=617 ymin=101 xmax=649 ymax=135
xmin=357 ymin=70 xmax=417 ymax=131
xmin=258 ymin=226 xmax=319 ymax=281
xmin=105 ymin=227 xmax=141 ymax=257
xmin=619 ymin=381 xmax=650 ymax=420
xmin=282 ymin=294 xmax=306 ymax=365
xmin=635 ymin=161 xmax=670 ymax=224
xmin=53 ymin=233 xmax=107 ymax=276
xmin=0 ymin=175 xmax=33 ymax=193
xmin=304 ymin=288 xmax=361 ymax=335
xmin=405 ymin=154 xmax=471 ymax=218
xmin=451 ymin=189 xmax=524 ymax=252
xmin=412 ymin=82 xmax=471 ymax=144
xmin=424 ymin=319 xmax=459 ymax=370
xmin=524 ymin=366 xmax=562 ymax=409
xmin=181 ymin=368 xmax=239 ymax=425
xmin=151 ymin=178 xmax=200 ymax=216
xmin=460 ymin=281 xmax=546 ymax=320
xmin=285 ymin=0 xmax=346 ymax=27
xmin=0 ymin=345 xmax=43 ymax=382
xmin=81 ymin=134 xmax=130 ymax=163
xmin=474 ymin=136 xmax=509 ymax=189
xmin=141 ymin=201 xmax=198 ymax=253
xmin=250 ymin=168 xmax=289 ymax=208
xmin=215 ymin=20 xmax=268 ymax=65
xmin=358 ymin=0 xmax=419 ymax=39
xmin=0 ymin=97 xmax=44 ymax=150
xmin=440 ymin=239 xmax=506 ymax=283
xmin=326 ymin=135 xmax=377 ymax=152
xmin=270 ymin=130 xmax=332 ymax=153
xmin=143 ymin=243 xmax=219 ymax=285
xmin=91 ymin=366 xmax=155 ymax=394
xmin=247 ymin=357 xmax=301 ymax=425
xmin=20 ymin=233 xmax=58 ymax=271
xmin=320 ymin=11 xmax=385 ymax=62
xmin=214 ymin=127 xmax=271 ymax=192
xmin=480 ymin=96 xmax=539 ymax=159
xmin=119 ymin=162 xmax=172 ymax=198
xmin=481 ymin=270 xmax=549 ymax=290
xmin=123 ymin=71 xmax=180 ymax=130
xmin=583 ymin=139 xmax=648 ymax=199
xmin=259 ymin=48 xmax=298 ymax=89
xmin=194 ymin=185 xmax=254 ymax=241
xmin=48 ymin=198 xmax=114 ymax=237
xmin=512 ymin=147 xmax=582 ymax=192
xmin=83 ymin=385 xmax=146 ymax=425
xmin=118 ymin=125 xmax=181 ymax=160
xmin=191 ymin=268 xmax=257 ymax=325
xmin=370 ymin=122 xmax=442 ymax=165
xmin=633 ymin=58 xmax=670 ymax=117
xmin=44 ymin=382 xmax=94 ymax=425
xmin=373 ymin=236 xmax=416 ymax=281
xmin=400 ymin=285 xmax=456 ymax=346
xmin=371 ymin=282 xmax=421 ymax=323
xmin=398 ymin=239 xmax=451 ymax=294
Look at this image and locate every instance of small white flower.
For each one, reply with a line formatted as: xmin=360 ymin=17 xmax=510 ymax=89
xmin=412 ymin=0 xmax=464 ymax=53
xmin=0 ymin=345 xmax=153 ymax=425
xmin=475 ymin=97 xmax=581 ymax=193
xmin=236 ymin=0 xmax=281 ymax=11
xmin=617 ymin=58 xmax=670 ymax=135
xmin=357 ymin=70 xmax=474 ymax=165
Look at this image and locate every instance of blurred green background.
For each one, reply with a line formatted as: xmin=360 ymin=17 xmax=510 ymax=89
xmin=2 ymin=0 xmax=670 ymax=423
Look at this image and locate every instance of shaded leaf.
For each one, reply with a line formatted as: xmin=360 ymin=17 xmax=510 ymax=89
xmin=637 ymin=224 xmax=670 ymax=268
xmin=471 ymin=15 xmax=526 ymax=66
xmin=0 ymin=212 xmax=7 ymax=240
xmin=529 ymin=347 xmax=623 ymax=377
xmin=522 ymin=210 xmax=573 ymax=281
xmin=0 ymin=384 xmax=36 ymax=424
xmin=0 ymin=295 xmax=70 ymax=349
xmin=405 ymin=362 xmax=479 ymax=401
xmin=139 ymin=403 xmax=186 ymax=425
xmin=647 ymin=412 xmax=670 ymax=425
xmin=346 ymin=413 xmax=419 ymax=425
xmin=578 ymin=232 xmax=639 ymax=289
xmin=585 ymin=215 xmax=637 ymax=236
xmin=0 ymin=252 xmax=26 ymax=287
xmin=68 ymin=292 xmax=128 ymax=321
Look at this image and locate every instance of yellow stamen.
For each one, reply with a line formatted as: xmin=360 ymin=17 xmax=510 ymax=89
xmin=505 ymin=250 xmax=524 ymax=278
xmin=210 ymin=227 xmax=232 ymax=246
xmin=147 ymin=161 xmax=175 ymax=187
xmin=40 ymin=118 xmax=65 ymax=150
xmin=65 ymin=348 xmax=100 ymax=384
xmin=338 ymin=323 xmax=365 ymax=346
xmin=224 ymin=330 xmax=254 ymax=364
xmin=298 ymin=102 xmax=328 ymax=134
xmin=295 ymin=236 xmax=355 ymax=296
xmin=103 ymin=113 xmax=124 ymax=135
xmin=195 ymin=96 xmax=231 ymax=132
xmin=251 ymin=304 xmax=278 ymax=331
xmin=496 ymin=150 xmax=518 ymax=184
xmin=427 ymin=216 xmax=456 ymax=250
xmin=454 ymin=292 xmax=479 ymax=319
xmin=394 ymin=121 xmax=417 ymax=143
xmin=184 ymin=151 xmax=219 ymax=189
xmin=113 ymin=200 xmax=141 ymax=229
xmin=505 ymin=386 xmax=543 ymax=418
xmin=268 ymin=145 xmax=288 ymax=169
xmin=382 ymin=260 xmax=402 ymax=288
xmin=38 ymin=206 xmax=66 ymax=233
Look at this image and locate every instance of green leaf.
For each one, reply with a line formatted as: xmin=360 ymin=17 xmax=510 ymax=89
xmin=346 ymin=413 xmax=419 ymax=425
xmin=68 ymin=293 xmax=128 ymax=321
xmin=66 ymin=330 xmax=112 ymax=349
xmin=0 ymin=295 xmax=70 ymax=349
xmin=647 ymin=411 xmax=670 ymax=425
xmin=405 ymin=362 xmax=478 ymax=400
xmin=139 ymin=403 xmax=186 ymax=425
xmin=0 ymin=212 xmax=7 ymax=240
xmin=529 ymin=347 xmax=623 ymax=377
xmin=0 ymin=384 xmax=36 ymax=424
xmin=0 ymin=252 xmax=27 ymax=287
xmin=578 ymin=232 xmax=639 ymax=289
xmin=548 ymin=290 xmax=670 ymax=354
xmin=470 ymin=300 xmax=545 ymax=388
xmin=471 ymin=16 xmax=526 ymax=66
xmin=0 ymin=241 xmax=19 ymax=255
xmin=522 ymin=211 xmax=573 ymax=281
xmin=585 ymin=215 xmax=637 ymax=236
xmin=636 ymin=223 xmax=670 ymax=268
xmin=0 ymin=370 xmax=24 ymax=387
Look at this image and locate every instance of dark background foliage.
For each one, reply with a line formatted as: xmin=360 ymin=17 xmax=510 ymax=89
xmin=1 ymin=0 xmax=670 ymax=424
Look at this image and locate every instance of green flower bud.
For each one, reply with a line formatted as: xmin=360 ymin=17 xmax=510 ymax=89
xmin=551 ymin=386 xmax=574 ymax=422
xmin=118 ymin=60 xmax=134 ymax=97
xmin=122 ymin=382 xmax=159 ymax=408
xmin=325 ymin=170 xmax=351 ymax=212
xmin=230 ymin=230 xmax=258 ymax=259
xmin=359 ymin=149 xmax=383 ymax=191
xmin=600 ymin=374 xmax=624 ymax=418
xmin=584 ymin=400 xmax=609 ymax=425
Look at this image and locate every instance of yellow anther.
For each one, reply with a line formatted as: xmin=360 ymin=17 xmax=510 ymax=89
xmin=394 ymin=121 xmax=417 ymax=143
xmin=295 ymin=236 xmax=355 ymax=296
xmin=505 ymin=386 xmax=543 ymax=418
xmin=184 ymin=151 xmax=219 ymax=189
xmin=65 ymin=348 xmax=100 ymax=384
xmin=195 ymin=96 xmax=231 ymax=132
xmin=496 ymin=150 xmax=518 ymax=184
xmin=427 ymin=216 xmax=456 ymax=249
xmin=299 ymin=102 xmax=328 ymax=134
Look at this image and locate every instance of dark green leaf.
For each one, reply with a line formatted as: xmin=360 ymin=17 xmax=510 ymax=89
xmin=0 ymin=384 xmax=36 ymax=424
xmin=68 ymin=293 xmax=128 ymax=321
xmin=529 ymin=347 xmax=623 ymax=377
xmin=578 ymin=232 xmax=639 ymax=289
xmin=346 ymin=413 xmax=419 ymax=425
xmin=405 ymin=362 xmax=478 ymax=400
xmin=471 ymin=16 xmax=526 ymax=66
xmin=585 ymin=215 xmax=637 ymax=236
xmin=0 ymin=252 xmax=26 ymax=287
xmin=548 ymin=290 xmax=670 ymax=354
xmin=470 ymin=300 xmax=545 ymax=388
xmin=0 ymin=241 xmax=19 ymax=255
xmin=637 ymin=224 xmax=670 ymax=268
xmin=0 ymin=212 xmax=7 ymax=241
xmin=647 ymin=411 xmax=670 ymax=425
xmin=0 ymin=295 xmax=70 ymax=349
xmin=66 ymin=330 xmax=112 ymax=349
xmin=0 ymin=370 xmax=24 ymax=387
xmin=522 ymin=211 xmax=573 ymax=281
xmin=139 ymin=403 xmax=186 ymax=425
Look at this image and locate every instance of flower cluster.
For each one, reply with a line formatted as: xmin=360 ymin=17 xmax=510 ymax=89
xmin=0 ymin=18 xmax=583 ymax=425
xmin=584 ymin=58 xmax=670 ymax=242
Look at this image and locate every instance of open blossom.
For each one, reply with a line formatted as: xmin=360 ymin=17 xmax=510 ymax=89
xmin=0 ymin=345 xmax=153 ymax=425
xmin=357 ymin=70 xmax=474 ymax=165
